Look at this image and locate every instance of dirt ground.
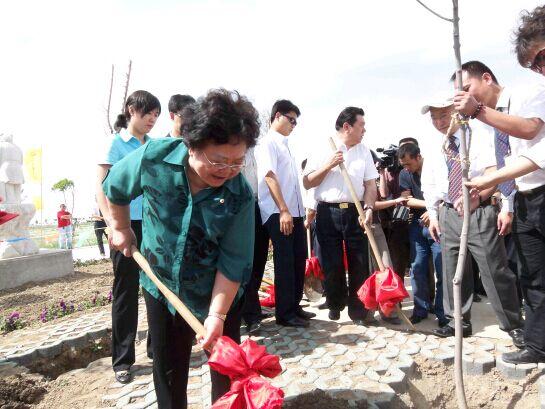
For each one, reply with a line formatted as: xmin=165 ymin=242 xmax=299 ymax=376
xmin=396 ymin=355 xmax=539 ymax=408
xmin=0 ymin=259 xmax=114 ymax=331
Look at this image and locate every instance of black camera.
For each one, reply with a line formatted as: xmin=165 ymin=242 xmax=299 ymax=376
xmin=376 ymin=144 xmax=403 ymax=173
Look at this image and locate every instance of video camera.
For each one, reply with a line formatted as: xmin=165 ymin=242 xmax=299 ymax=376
xmin=376 ymin=144 xmax=403 ymax=173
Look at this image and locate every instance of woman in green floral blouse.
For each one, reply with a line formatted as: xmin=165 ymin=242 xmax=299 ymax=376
xmin=102 ymin=89 xmax=260 ymax=409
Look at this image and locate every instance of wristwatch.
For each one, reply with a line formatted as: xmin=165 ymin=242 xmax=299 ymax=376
xmin=364 ymin=204 xmax=374 ymax=211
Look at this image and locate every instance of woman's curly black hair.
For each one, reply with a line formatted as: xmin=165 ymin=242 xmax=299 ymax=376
xmin=181 ymin=89 xmax=261 ymax=150
xmin=514 ymin=5 xmax=545 ymax=67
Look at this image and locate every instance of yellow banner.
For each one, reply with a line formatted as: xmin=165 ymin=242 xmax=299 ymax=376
xmin=25 ymin=148 xmax=42 ymax=183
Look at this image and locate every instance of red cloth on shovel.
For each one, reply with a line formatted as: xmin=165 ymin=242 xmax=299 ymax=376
xmin=0 ymin=210 xmax=18 ymax=226
xmin=209 ymin=337 xmax=284 ymax=409
xmin=358 ymin=267 xmax=409 ymax=317
xmin=259 ymin=285 xmax=275 ymax=308
xmin=305 ymin=252 xmax=324 ymax=280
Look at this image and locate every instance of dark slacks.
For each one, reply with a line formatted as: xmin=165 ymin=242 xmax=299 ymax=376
xmin=144 ymin=290 xmax=241 ymax=409
xmin=439 ymin=204 xmax=523 ymax=331
xmin=265 ymin=214 xmax=306 ymax=321
xmin=111 ymin=220 xmax=142 ymax=372
xmin=315 ymin=203 xmax=370 ymax=321
xmin=94 ymin=221 xmax=107 ymax=255
xmin=513 ymin=188 xmax=545 ymax=357
xmin=242 ymin=201 xmax=270 ymax=325
xmin=384 ymin=222 xmax=411 ymax=276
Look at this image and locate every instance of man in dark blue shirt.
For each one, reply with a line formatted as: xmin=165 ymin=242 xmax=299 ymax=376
xmin=398 ymin=142 xmax=447 ymax=327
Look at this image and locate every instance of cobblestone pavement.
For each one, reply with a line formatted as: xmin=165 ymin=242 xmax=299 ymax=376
xmin=1 ymin=268 xmax=543 ymax=407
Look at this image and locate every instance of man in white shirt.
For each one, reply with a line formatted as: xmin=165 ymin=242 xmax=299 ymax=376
xmin=303 ymin=107 xmax=378 ymax=325
xmin=456 ymin=16 xmax=545 ymax=364
xmin=421 ymin=98 xmax=523 ymax=343
xmin=255 ymin=100 xmax=314 ymax=328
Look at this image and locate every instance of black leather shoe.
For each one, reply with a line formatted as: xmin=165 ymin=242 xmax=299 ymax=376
xmin=259 ymin=311 xmax=274 ymax=319
xmin=318 ymin=302 xmax=328 ymax=310
xmin=433 ymin=324 xmax=472 ymax=338
xmin=409 ymin=315 xmax=425 ymax=325
xmin=246 ymin=321 xmax=262 ymax=334
xmin=297 ymin=309 xmax=316 ymax=320
xmin=276 ymin=317 xmax=309 ymax=328
xmin=473 ymin=293 xmax=482 ymax=302
xmin=508 ymin=328 xmax=525 ymax=349
xmin=502 ymin=348 xmax=545 ymax=364
xmin=115 ymin=370 xmax=132 ymax=384
xmin=328 ymin=310 xmax=340 ymax=320
xmin=438 ymin=319 xmax=449 ymax=328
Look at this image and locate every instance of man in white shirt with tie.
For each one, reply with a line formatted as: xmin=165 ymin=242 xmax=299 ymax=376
xmin=255 ymin=100 xmax=314 ymax=328
xmin=421 ymin=97 xmax=523 ymax=344
xmin=455 ymin=17 xmax=545 ymax=364
xmin=303 ymin=107 xmax=378 ymax=325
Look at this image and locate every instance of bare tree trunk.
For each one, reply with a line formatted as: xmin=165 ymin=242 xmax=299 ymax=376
xmin=451 ymin=2 xmax=469 ymax=407
xmin=106 ymin=64 xmax=114 ymax=134
xmin=415 ymin=1 xmax=469 ymax=407
xmin=121 ymin=60 xmax=132 ymax=111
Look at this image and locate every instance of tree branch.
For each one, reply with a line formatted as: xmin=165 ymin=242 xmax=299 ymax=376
xmin=106 ymin=64 xmax=114 ymax=134
xmin=121 ymin=60 xmax=132 ymax=112
xmin=415 ymin=0 xmax=453 ymax=22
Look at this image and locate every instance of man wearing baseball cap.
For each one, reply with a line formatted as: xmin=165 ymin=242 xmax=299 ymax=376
xmin=420 ymin=98 xmax=523 ymax=348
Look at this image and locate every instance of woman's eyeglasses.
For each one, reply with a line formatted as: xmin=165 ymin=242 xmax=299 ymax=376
xmin=201 ymin=151 xmax=246 ymax=171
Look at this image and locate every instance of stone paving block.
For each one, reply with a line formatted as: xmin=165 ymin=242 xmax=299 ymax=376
xmin=379 ymin=366 xmax=406 ymax=392
xmin=63 ymin=333 xmax=89 ymax=349
xmin=395 ymin=354 xmax=416 ymax=375
xmin=496 ymin=356 xmax=537 ymax=379
xmin=462 ymin=350 xmax=495 ymax=375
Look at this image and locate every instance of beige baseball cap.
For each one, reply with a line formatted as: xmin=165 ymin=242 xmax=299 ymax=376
xmin=420 ymin=98 xmax=453 ymax=115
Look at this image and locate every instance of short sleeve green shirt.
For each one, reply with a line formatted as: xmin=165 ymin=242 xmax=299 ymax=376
xmin=102 ymin=138 xmax=255 ymax=321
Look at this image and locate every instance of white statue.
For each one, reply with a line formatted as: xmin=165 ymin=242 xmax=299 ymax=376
xmin=0 ymin=133 xmax=39 ymax=258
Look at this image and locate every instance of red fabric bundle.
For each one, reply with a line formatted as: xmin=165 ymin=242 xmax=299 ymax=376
xmin=304 ymin=253 xmax=324 ymax=280
xmin=209 ymin=337 xmax=284 ymax=409
xmin=358 ymin=267 xmax=409 ymax=317
xmin=259 ymin=285 xmax=275 ymax=308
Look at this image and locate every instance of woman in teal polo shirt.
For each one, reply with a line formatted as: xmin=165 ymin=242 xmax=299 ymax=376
xmin=102 ymin=89 xmax=260 ymax=409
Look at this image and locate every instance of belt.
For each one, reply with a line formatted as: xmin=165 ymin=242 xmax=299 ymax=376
xmin=518 ymin=184 xmax=545 ymax=196
xmin=443 ymin=198 xmax=492 ymax=209
xmin=318 ymin=201 xmax=362 ymax=209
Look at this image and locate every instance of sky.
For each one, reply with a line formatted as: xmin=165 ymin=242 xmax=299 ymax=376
xmin=1 ymin=0 xmax=544 ymax=221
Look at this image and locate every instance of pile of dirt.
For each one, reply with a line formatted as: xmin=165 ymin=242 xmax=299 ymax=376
xmin=397 ymin=355 xmax=539 ymax=408
xmin=283 ymin=389 xmax=368 ymax=409
xmin=0 ymin=374 xmax=47 ymax=409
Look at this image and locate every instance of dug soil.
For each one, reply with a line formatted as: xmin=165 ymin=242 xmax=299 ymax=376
xmin=396 ymin=355 xmax=539 ymax=408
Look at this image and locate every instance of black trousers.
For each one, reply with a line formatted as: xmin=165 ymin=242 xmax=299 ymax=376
xmin=315 ymin=203 xmax=370 ymax=320
xmin=111 ymin=220 xmax=143 ymax=371
xmin=242 ymin=201 xmax=270 ymax=325
xmin=94 ymin=221 xmax=107 ymax=255
xmin=265 ymin=214 xmax=306 ymax=321
xmin=513 ymin=188 xmax=545 ymax=357
xmin=143 ymin=290 xmax=241 ymax=409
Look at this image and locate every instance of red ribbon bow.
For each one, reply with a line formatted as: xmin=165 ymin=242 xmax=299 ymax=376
xmin=209 ymin=337 xmax=284 ymax=409
xmin=357 ymin=267 xmax=409 ymax=317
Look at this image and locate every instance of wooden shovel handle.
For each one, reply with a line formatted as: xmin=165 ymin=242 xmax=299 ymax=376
xmin=131 ymin=245 xmax=206 ymax=338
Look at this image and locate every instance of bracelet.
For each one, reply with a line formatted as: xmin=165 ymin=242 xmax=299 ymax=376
xmin=470 ymin=103 xmax=484 ymax=119
xmin=208 ymin=312 xmax=227 ymax=321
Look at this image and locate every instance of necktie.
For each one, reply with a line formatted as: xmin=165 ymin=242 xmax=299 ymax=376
xmin=494 ymin=128 xmax=516 ymax=196
xmin=447 ymin=135 xmax=463 ymax=204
